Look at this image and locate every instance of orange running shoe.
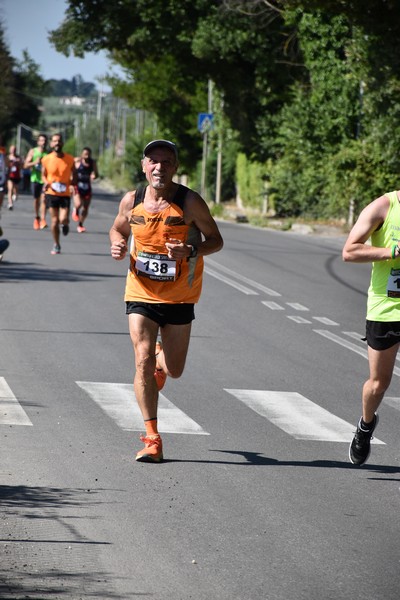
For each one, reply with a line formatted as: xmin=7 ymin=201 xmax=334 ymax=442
xmin=33 ymin=217 xmax=40 ymax=230
xmin=77 ymin=224 xmax=86 ymax=233
xmin=154 ymin=341 xmax=167 ymax=390
xmin=135 ymin=434 xmax=163 ymax=462
xmin=40 ymin=219 xmax=48 ymax=229
xmin=72 ymin=208 xmax=79 ymax=222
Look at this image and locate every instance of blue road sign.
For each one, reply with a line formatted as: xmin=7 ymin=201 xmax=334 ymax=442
xmin=198 ymin=113 xmax=214 ymax=134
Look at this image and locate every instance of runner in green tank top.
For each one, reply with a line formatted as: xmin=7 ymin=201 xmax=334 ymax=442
xmin=343 ymin=190 xmax=400 ymax=465
xmin=24 ymin=134 xmax=48 ymax=230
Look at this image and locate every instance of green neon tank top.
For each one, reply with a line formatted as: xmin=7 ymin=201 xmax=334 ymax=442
xmin=367 ymin=191 xmax=400 ymax=321
xmin=30 ymin=148 xmax=48 ymax=183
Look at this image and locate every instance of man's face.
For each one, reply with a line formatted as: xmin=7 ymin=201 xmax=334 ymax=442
xmin=51 ymin=136 xmax=63 ymax=152
xmin=142 ymin=148 xmax=177 ymax=190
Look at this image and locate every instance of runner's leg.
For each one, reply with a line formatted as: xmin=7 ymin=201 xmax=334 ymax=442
xmin=362 ymin=343 xmax=399 ymax=422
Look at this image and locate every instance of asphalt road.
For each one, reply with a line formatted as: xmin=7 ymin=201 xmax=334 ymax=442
xmin=1 ymin=187 xmax=400 ymax=600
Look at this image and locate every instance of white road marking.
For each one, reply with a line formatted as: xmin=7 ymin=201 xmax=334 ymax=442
xmin=343 ymin=331 xmax=400 ymax=363
xmin=313 ymin=317 xmax=339 ymax=326
xmin=314 ymin=329 xmax=368 ymax=357
xmin=287 ymin=316 xmax=312 ymax=324
xmin=0 ymin=377 xmax=32 ymax=426
xmin=205 ymin=257 xmax=281 ymax=296
xmin=205 ymin=267 xmax=259 ymax=295
xmin=261 ymin=301 xmax=284 ymax=310
xmin=76 ymin=381 xmax=210 ymax=435
xmin=342 ymin=331 xmax=365 ymax=342
xmin=286 ymin=303 xmax=309 ymax=311
xmin=224 ymin=389 xmax=384 ymax=443
xmin=314 ymin=329 xmax=400 ymax=376
xmin=384 ymin=397 xmax=400 ymax=410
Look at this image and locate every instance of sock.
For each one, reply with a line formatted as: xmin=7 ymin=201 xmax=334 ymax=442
xmin=360 ymin=417 xmax=374 ymax=431
xmin=144 ymin=418 xmax=159 ymax=436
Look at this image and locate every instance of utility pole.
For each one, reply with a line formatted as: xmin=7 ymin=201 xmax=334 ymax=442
xmin=215 ymin=96 xmax=224 ymax=205
xmin=201 ymin=79 xmax=213 ymax=199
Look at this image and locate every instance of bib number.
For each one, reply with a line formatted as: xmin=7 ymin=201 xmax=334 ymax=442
xmin=51 ymin=182 xmax=67 ymax=193
xmin=78 ymin=182 xmax=90 ymax=191
xmin=387 ymin=268 xmax=400 ymax=297
xmin=136 ymin=251 xmax=176 ymax=281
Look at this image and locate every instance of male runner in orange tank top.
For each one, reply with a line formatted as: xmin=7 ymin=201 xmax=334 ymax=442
xmin=109 ymin=139 xmax=223 ymax=462
xmin=42 ymin=133 xmax=77 ymax=255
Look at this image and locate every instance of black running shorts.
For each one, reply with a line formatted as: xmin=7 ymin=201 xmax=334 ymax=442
xmin=31 ymin=182 xmax=43 ymax=199
xmin=45 ymin=194 xmax=71 ymax=209
xmin=366 ymin=320 xmax=400 ymax=350
xmin=125 ymin=301 xmax=195 ymax=327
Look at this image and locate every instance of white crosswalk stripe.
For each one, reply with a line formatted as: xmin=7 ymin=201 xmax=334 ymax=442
xmin=76 ymin=381 xmax=210 ymax=435
xmin=224 ymin=389 xmax=385 ymax=443
xmin=0 ymin=377 xmax=32 ymax=426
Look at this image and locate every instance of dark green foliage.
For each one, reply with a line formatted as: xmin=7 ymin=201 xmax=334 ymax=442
xmin=46 ymin=1 xmax=400 ymax=215
xmin=0 ymin=30 xmax=47 ymax=141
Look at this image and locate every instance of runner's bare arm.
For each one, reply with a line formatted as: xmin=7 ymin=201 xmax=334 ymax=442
xmin=185 ymin=192 xmax=223 ymax=256
xmin=109 ymin=191 xmax=135 ymax=260
xmin=165 ymin=191 xmax=223 ymax=259
xmin=70 ymin=164 xmax=78 ymax=187
xmin=41 ymin=162 xmax=49 ymax=191
xmin=23 ymin=149 xmax=34 ymax=169
xmin=92 ymin=160 xmax=99 ymax=180
xmin=342 ymin=194 xmax=391 ymax=263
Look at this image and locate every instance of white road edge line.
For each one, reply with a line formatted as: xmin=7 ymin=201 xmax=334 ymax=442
xmin=314 ymin=329 xmax=400 ymax=376
xmin=205 ymin=267 xmax=259 ymax=295
xmin=205 ymin=257 xmax=281 ymax=296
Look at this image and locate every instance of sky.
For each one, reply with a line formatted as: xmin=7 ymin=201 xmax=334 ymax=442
xmin=1 ymin=0 xmax=121 ymax=89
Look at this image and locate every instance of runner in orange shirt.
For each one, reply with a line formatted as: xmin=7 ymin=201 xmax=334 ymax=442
xmin=109 ymin=139 xmax=223 ymax=462
xmin=42 ymin=133 xmax=77 ymax=255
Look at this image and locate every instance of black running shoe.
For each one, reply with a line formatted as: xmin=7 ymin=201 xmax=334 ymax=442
xmin=349 ymin=414 xmax=379 ymax=466
xmin=62 ymin=224 xmax=69 ymax=236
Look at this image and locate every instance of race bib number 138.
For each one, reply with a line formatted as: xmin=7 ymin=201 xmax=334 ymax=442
xmin=135 ymin=251 xmax=176 ymax=281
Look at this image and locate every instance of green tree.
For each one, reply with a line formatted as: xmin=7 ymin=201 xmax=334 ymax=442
xmin=49 ymin=0 xmax=400 ymax=217
xmin=0 ymin=26 xmax=47 ymax=141
xmin=48 ymin=1 xmax=296 ymax=167
xmin=0 ymin=26 xmax=17 ymax=137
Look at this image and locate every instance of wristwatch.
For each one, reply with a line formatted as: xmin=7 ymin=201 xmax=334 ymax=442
xmin=188 ymin=245 xmax=198 ymax=258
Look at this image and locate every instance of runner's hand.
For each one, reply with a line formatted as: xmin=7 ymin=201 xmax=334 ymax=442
xmin=165 ymin=238 xmax=189 ymax=259
xmin=111 ymin=239 xmax=128 ymax=260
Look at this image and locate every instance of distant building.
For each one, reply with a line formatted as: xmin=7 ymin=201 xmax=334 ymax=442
xmin=59 ymin=96 xmax=85 ymax=106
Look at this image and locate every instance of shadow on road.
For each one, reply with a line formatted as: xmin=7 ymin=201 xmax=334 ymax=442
xmin=163 ymin=449 xmax=400 ymax=474
xmin=0 ymin=484 xmax=146 ymax=599
xmin=0 ymin=262 xmax=123 ymax=282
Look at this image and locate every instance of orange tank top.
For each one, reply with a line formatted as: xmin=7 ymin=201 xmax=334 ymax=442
xmin=124 ymin=185 xmax=204 ymax=304
xmin=42 ymin=152 xmax=74 ymax=196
